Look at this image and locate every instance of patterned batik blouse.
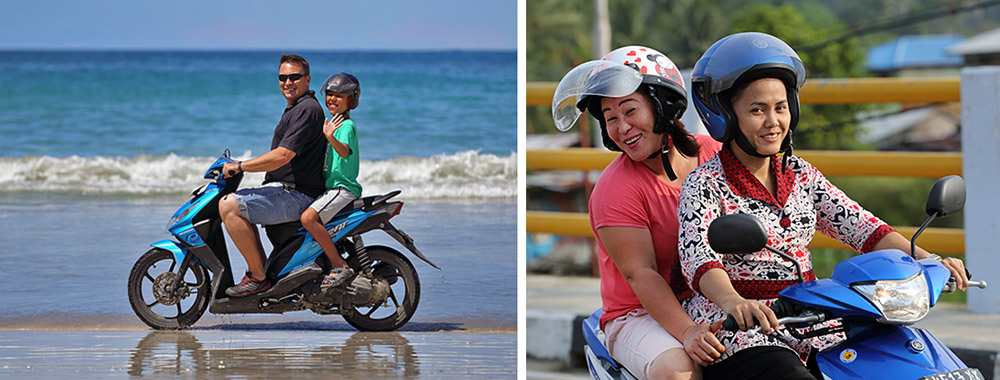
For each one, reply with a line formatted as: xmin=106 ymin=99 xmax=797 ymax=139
xmin=677 ymin=147 xmax=895 ymax=363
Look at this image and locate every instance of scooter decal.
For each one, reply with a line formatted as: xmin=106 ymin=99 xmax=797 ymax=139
xmin=840 ymin=348 xmax=857 ymax=364
xmin=328 ymin=220 xmax=349 ymax=237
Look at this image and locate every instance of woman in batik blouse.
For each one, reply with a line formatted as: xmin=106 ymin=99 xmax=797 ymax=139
xmin=677 ymin=32 xmax=970 ymax=380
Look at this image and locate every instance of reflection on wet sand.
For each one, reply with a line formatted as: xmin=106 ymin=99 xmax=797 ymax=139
xmin=0 ymin=328 xmax=515 ymax=378
xmin=128 ymin=330 xmax=420 ymax=378
xmin=196 ymin=320 xmax=466 ymax=332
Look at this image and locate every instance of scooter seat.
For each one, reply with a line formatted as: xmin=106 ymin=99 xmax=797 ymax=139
xmin=342 ymin=190 xmax=402 ymax=214
xmin=262 ymin=191 xmax=403 ymax=248
xmin=583 ymin=309 xmax=623 ymax=370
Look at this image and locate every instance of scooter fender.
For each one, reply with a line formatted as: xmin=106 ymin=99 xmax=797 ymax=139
xmin=582 ymin=309 xmax=637 ymax=380
xmin=817 ymin=325 xmax=969 ymax=379
xmin=151 ymin=240 xmax=187 ymax=263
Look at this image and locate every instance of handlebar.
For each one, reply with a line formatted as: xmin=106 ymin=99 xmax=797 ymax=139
xmin=721 ymin=299 xmax=799 ymax=332
xmin=962 ymin=268 xmax=988 ymax=289
xmin=944 ymin=279 xmax=988 ymax=293
xmin=745 ymin=314 xmax=824 ymax=338
xmin=942 ymin=268 xmax=988 ymax=294
xmin=719 ymin=299 xmax=829 ymax=337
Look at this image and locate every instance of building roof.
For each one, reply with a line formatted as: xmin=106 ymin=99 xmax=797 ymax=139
xmin=867 ymin=35 xmax=964 ymax=72
xmin=947 ymin=27 xmax=1000 ymax=56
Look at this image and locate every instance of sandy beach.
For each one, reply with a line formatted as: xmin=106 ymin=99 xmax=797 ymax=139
xmin=0 ymin=195 xmax=517 ymax=378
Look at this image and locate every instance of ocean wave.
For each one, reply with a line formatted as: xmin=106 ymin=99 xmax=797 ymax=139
xmin=0 ymin=151 xmax=517 ymax=199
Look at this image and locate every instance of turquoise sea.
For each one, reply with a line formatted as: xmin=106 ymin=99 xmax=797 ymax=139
xmin=0 ymin=50 xmax=517 ymax=331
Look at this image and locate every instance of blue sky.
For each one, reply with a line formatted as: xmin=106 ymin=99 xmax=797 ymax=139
xmin=0 ymin=0 xmax=516 ymax=51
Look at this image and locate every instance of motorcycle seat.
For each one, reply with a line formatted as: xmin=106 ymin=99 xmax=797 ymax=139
xmin=262 ymin=190 xmax=402 ymax=247
xmin=342 ymin=190 xmax=402 ymax=214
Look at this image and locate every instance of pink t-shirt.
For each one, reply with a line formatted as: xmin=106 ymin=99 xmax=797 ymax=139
xmin=590 ymin=134 xmax=721 ymax=329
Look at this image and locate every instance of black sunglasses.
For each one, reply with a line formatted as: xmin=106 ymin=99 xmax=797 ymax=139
xmin=278 ymin=73 xmax=305 ymax=82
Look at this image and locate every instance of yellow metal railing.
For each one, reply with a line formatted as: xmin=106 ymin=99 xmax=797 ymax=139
xmin=526 ymin=77 xmax=965 ymax=255
xmin=525 ymin=210 xmax=964 ymax=255
xmin=528 ymin=149 xmax=962 ymax=178
xmin=527 ymin=77 xmax=961 ymax=106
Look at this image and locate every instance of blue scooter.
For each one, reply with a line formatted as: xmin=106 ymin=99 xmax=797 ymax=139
xmin=127 ymin=151 xmax=439 ymax=331
xmin=583 ymin=175 xmax=987 ymax=380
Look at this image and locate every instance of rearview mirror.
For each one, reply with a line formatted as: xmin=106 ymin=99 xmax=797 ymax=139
xmin=707 ymin=213 xmax=806 ymax=283
xmin=926 ymin=175 xmax=965 ymax=218
xmin=708 ymin=214 xmax=769 ymax=254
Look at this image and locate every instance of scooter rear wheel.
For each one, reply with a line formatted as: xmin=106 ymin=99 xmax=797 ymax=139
xmin=342 ymin=246 xmax=420 ymax=331
xmin=127 ymin=248 xmax=210 ymax=329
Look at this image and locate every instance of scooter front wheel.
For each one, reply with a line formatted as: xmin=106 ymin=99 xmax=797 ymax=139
xmin=127 ymin=248 xmax=210 ymax=329
xmin=342 ymin=246 xmax=420 ymax=331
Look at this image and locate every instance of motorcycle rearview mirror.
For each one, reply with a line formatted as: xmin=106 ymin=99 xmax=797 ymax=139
xmin=708 ymin=214 xmax=768 ymax=254
xmin=926 ymin=175 xmax=965 ymax=218
xmin=708 ymin=213 xmax=806 ymax=283
xmin=911 ymin=175 xmax=966 ymax=258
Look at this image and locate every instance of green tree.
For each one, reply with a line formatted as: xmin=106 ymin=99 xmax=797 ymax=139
xmin=607 ymin=0 xmax=730 ymax=68
xmin=526 ymin=0 xmax=734 ymax=136
xmin=526 ymin=0 xmax=592 ymax=135
xmin=526 ymin=0 xmax=592 ymax=82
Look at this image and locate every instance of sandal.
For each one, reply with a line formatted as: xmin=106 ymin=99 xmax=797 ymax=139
xmin=321 ymin=267 xmax=354 ymax=290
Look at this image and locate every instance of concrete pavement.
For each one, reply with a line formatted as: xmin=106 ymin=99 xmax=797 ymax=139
xmin=526 ymin=273 xmax=1000 ymax=380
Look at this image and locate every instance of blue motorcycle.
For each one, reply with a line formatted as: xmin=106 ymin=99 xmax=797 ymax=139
xmin=583 ymin=175 xmax=987 ymax=380
xmin=127 ymin=151 xmax=439 ymax=331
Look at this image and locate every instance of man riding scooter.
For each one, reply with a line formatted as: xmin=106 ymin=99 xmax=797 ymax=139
xmin=219 ymin=54 xmax=327 ymax=297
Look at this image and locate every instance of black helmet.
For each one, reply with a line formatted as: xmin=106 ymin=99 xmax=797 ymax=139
xmin=322 ymin=72 xmax=360 ymax=110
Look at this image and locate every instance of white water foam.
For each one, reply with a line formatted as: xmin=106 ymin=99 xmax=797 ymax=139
xmin=0 ymin=150 xmax=517 ymax=199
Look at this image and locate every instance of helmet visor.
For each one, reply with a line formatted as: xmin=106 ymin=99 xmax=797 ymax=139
xmin=552 ymin=61 xmax=643 ymax=132
xmin=697 ymin=33 xmax=806 ymax=94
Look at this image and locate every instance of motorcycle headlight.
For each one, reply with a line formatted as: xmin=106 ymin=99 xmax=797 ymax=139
xmin=167 ymin=206 xmax=193 ymax=231
xmin=167 ymin=185 xmax=207 ymax=231
xmin=853 ymin=273 xmax=929 ymax=324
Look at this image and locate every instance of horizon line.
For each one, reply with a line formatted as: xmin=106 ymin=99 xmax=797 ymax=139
xmin=0 ymin=47 xmax=517 ymax=53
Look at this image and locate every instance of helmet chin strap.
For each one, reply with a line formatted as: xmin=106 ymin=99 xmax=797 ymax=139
xmin=661 ymin=143 xmax=678 ymax=181
xmin=733 ymin=129 xmax=794 ymax=169
xmin=646 ymin=133 xmax=678 ymax=181
xmin=642 ymin=86 xmax=682 ymax=181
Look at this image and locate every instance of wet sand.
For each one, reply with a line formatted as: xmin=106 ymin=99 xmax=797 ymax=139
xmin=0 ymin=328 xmax=516 ymax=379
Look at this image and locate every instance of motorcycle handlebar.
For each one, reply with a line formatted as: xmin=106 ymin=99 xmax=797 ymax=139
xmin=945 ymin=279 xmax=989 ymax=293
xmin=942 ymin=268 xmax=988 ymax=293
xmin=721 ymin=299 xmax=797 ymax=332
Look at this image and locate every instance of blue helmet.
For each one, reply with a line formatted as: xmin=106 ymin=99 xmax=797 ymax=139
xmin=690 ymin=32 xmax=805 ymax=156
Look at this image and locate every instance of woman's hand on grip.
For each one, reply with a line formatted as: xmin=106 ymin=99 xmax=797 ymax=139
xmin=720 ymin=296 xmax=780 ymax=334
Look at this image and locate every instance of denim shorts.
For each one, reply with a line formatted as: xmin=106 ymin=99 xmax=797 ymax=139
xmin=232 ymin=183 xmax=315 ymax=225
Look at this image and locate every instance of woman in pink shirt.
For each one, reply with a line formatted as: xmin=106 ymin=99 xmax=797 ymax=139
xmin=553 ymin=46 xmax=725 ymax=380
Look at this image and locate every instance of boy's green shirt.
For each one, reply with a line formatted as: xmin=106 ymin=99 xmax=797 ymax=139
xmin=323 ymin=118 xmax=362 ymax=197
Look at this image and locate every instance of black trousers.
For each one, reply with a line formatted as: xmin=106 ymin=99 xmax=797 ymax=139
xmin=703 ymin=346 xmax=820 ymax=380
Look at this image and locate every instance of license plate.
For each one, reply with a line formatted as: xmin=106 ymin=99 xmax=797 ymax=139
xmin=919 ymin=368 xmax=985 ymax=380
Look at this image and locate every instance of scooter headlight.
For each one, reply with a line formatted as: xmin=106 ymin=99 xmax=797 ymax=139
xmin=852 ymin=273 xmax=929 ymax=324
xmin=167 ymin=205 xmax=193 ymax=231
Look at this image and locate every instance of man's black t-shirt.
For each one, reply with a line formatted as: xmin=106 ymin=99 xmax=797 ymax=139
xmin=263 ymin=90 xmax=326 ymax=198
